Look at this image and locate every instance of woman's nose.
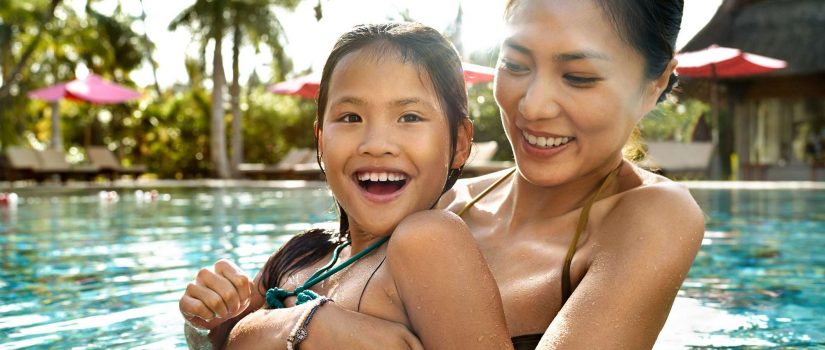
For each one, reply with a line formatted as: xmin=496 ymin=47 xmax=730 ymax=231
xmin=518 ymin=77 xmax=562 ymax=121
xmin=357 ymin=121 xmax=400 ymax=157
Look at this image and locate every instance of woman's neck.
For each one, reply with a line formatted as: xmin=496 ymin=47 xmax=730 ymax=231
xmin=506 ymin=157 xmax=624 ymax=230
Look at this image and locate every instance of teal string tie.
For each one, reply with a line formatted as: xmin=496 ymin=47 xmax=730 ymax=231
xmin=265 ymin=236 xmax=390 ymax=309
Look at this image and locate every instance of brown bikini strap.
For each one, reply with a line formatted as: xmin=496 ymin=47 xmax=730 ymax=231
xmin=561 ymin=164 xmax=622 ymax=304
xmin=456 ymin=167 xmax=517 ymax=217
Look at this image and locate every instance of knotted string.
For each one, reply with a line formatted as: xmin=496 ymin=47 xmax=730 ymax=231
xmin=266 ymin=236 xmax=390 ymax=309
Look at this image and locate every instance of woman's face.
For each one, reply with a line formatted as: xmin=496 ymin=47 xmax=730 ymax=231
xmin=495 ymin=0 xmax=665 ymax=186
xmin=318 ymin=47 xmax=463 ymax=236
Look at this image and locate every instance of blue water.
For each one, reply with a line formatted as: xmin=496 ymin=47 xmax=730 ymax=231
xmin=0 ymin=185 xmax=823 ymax=349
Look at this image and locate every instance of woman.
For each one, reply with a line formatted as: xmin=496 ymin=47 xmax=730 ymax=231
xmin=184 ymin=0 xmax=704 ymax=348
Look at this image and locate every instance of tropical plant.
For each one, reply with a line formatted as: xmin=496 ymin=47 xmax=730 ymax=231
xmin=169 ymin=0 xmax=300 ymax=179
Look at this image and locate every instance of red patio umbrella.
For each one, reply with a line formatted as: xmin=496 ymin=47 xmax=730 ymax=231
xmin=271 ymin=62 xmax=496 ymax=99
xmin=28 ymin=74 xmax=142 ymax=150
xmin=675 ymin=45 xmax=786 ymax=177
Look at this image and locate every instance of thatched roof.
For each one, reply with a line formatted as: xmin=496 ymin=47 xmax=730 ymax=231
xmin=682 ymin=0 xmax=825 ymax=76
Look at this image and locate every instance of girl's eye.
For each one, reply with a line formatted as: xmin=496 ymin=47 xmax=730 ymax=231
xmin=564 ymin=74 xmax=601 ymax=87
xmin=339 ymin=114 xmax=362 ymax=123
xmin=499 ymin=58 xmax=529 ymax=74
xmin=398 ymin=113 xmax=423 ymax=123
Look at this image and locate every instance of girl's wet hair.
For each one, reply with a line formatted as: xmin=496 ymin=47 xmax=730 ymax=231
xmin=261 ymin=22 xmax=469 ymax=294
xmin=505 ymin=0 xmax=683 ymax=103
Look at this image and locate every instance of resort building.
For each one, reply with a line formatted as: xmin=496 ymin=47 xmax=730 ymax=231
xmin=681 ymin=0 xmax=825 ymax=180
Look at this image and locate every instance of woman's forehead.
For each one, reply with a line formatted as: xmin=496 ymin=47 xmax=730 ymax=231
xmin=502 ymin=0 xmax=639 ymax=63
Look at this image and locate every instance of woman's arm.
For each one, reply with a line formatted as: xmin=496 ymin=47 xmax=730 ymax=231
xmin=226 ymin=301 xmax=423 ymax=350
xmin=388 ymin=210 xmax=513 ymax=350
xmin=537 ymin=184 xmax=705 ymax=349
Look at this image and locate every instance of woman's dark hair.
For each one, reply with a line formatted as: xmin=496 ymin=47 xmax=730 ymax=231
xmin=505 ymin=0 xmax=683 ymax=103
xmin=260 ymin=22 xmax=469 ymax=296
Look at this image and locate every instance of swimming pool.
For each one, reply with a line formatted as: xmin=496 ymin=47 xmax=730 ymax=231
xmin=1 ymin=183 xmax=823 ymax=349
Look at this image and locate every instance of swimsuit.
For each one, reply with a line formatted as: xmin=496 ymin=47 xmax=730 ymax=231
xmin=456 ymin=166 xmax=621 ymax=349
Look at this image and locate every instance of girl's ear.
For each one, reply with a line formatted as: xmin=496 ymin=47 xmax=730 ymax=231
xmin=451 ymin=118 xmax=474 ymax=169
xmin=315 ymin=121 xmax=324 ymax=154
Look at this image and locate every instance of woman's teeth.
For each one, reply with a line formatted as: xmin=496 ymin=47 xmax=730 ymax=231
xmin=523 ymin=131 xmax=572 ymax=148
xmin=357 ymin=172 xmax=407 ymax=182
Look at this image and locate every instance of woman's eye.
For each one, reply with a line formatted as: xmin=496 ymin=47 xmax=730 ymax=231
xmin=499 ymin=59 xmax=529 ymax=74
xmin=398 ymin=113 xmax=423 ymax=123
xmin=340 ymin=114 xmax=362 ymax=123
xmin=564 ymin=75 xmax=601 ymax=87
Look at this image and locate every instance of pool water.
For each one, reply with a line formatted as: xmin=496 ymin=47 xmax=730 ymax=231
xmin=1 ymin=185 xmax=823 ymax=349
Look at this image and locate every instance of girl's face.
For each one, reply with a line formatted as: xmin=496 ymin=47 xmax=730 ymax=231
xmin=318 ymin=47 xmax=466 ymax=236
xmin=495 ymin=0 xmax=668 ymax=186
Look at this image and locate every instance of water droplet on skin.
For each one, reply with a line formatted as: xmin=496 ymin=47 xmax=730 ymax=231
xmin=477 ymin=336 xmax=484 ymax=342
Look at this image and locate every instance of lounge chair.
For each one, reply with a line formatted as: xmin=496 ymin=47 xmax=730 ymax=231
xmin=3 ymin=147 xmax=44 ymax=181
xmin=463 ymin=141 xmax=514 ymax=177
xmin=86 ymin=146 xmax=146 ymax=180
xmin=239 ymin=148 xmax=317 ymax=179
xmin=2 ymin=147 xmax=98 ymax=182
xmin=642 ymin=141 xmax=714 ymax=178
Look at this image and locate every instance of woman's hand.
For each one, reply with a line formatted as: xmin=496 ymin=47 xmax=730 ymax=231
xmin=179 ymin=259 xmax=252 ymax=331
xmin=226 ymin=301 xmax=423 ymax=350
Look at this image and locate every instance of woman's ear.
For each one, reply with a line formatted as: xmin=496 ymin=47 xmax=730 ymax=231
xmin=451 ymin=118 xmax=474 ymax=169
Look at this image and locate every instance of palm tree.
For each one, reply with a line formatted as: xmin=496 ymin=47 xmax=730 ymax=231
xmin=170 ymin=0 xmax=299 ymax=179
xmin=227 ymin=0 xmax=298 ymax=177
xmin=170 ymin=0 xmax=231 ymax=178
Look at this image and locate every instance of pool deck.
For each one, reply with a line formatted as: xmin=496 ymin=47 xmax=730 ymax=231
xmin=2 ymin=179 xmax=825 ymax=194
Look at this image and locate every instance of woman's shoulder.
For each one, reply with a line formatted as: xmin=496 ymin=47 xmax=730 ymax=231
xmin=599 ymin=165 xmax=705 ymax=255
xmin=438 ymin=167 xmax=516 ymax=212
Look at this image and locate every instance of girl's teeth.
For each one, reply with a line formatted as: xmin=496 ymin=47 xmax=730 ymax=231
xmin=358 ymin=172 xmax=407 ymax=182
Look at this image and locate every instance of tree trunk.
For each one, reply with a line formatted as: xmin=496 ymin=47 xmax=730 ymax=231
xmin=230 ymin=21 xmax=243 ymax=178
xmin=211 ymin=18 xmax=230 ymax=179
xmin=139 ymin=0 xmax=162 ymax=97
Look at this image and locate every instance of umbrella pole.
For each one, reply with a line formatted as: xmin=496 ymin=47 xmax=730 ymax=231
xmin=50 ymin=100 xmax=63 ymax=150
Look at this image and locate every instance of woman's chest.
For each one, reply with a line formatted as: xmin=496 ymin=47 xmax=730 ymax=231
xmin=471 ymin=221 xmax=597 ymax=335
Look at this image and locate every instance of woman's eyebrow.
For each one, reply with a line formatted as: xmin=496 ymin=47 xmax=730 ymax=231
xmin=553 ymin=50 xmax=612 ymax=62
xmin=504 ymin=39 xmax=611 ymax=62
xmin=503 ymin=39 xmax=531 ymax=55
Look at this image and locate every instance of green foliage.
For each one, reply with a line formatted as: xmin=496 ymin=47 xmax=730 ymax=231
xmin=640 ymin=98 xmax=710 ymax=142
xmin=243 ymin=88 xmax=317 ymax=164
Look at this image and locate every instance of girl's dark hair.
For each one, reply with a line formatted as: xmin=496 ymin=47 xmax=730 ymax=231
xmin=260 ymin=22 xmax=469 ymax=296
xmin=505 ymin=0 xmax=683 ymax=103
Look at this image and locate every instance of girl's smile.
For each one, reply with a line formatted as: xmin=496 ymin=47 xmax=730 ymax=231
xmin=318 ymin=45 xmax=458 ymax=237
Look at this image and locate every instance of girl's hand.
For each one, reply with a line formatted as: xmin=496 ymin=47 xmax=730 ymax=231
xmin=179 ymin=259 xmax=252 ymax=330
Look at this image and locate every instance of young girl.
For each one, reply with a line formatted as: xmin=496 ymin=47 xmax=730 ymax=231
xmin=179 ymin=23 xmax=513 ymax=350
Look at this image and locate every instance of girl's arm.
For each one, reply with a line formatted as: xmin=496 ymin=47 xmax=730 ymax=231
xmin=537 ymin=184 xmax=704 ymax=349
xmin=387 ymin=209 xmax=513 ymax=350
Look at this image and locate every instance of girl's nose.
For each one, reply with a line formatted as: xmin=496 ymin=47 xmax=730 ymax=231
xmin=357 ymin=122 xmax=400 ymax=157
xmin=518 ymin=77 xmax=561 ymax=121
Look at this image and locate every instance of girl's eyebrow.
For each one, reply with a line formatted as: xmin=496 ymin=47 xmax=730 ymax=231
xmin=332 ymin=96 xmax=366 ymax=106
xmin=503 ymin=39 xmax=612 ymax=62
xmin=332 ymin=96 xmax=435 ymax=110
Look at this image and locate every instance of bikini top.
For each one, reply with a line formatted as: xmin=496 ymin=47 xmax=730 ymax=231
xmin=456 ymin=166 xmax=621 ymax=349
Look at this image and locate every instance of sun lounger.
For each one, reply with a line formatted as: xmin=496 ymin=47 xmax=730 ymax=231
xmin=85 ymin=146 xmax=146 ymax=180
xmin=239 ymin=148 xmax=319 ymax=179
xmin=642 ymin=141 xmax=714 ymax=178
xmin=1 ymin=147 xmax=98 ymax=182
